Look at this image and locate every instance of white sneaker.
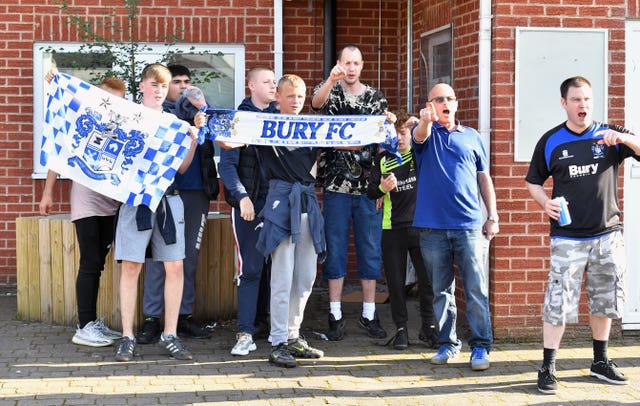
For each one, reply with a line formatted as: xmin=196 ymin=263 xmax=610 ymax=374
xmin=231 ymin=332 xmax=257 ymax=356
xmin=71 ymin=321 xmax=114 ymax=347
xmin=93 ymin=318 xmax=122 ymax=340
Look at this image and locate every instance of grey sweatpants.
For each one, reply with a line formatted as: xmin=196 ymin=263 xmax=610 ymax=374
xmin=269 ymin=214 xmax=318 ymax=346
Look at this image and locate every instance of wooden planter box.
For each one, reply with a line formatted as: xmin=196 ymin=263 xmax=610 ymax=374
xmin=15 ymin=213 xmax=237 ymax=330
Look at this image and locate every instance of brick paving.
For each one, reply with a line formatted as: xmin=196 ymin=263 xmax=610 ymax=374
xmin=0 ymin=287 xmax=639 ymax=405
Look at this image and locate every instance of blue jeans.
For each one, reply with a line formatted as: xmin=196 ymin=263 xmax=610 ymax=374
xmin=322 ymin=191 xmax=382 ymax=280
xmin=419 ymin=228 xmax=492 ymax=351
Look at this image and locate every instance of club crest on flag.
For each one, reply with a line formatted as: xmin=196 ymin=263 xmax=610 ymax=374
xmin=68 ymin=107 xmax=147 ymax=185
xmin=206 ymin=110 xmax=237 ymax=139
xmin=41 ymin=73 xmax=192 ymax=211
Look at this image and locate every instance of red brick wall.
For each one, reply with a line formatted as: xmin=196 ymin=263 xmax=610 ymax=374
xmin=0 ymin=0 xmax=278 ymax=285
xmin=282 ymin=1 xmax=403 ymax=282
xmin=412 ymin=0 xmax=479 ymax=125
xmin=282 ymin=0 xmax=402 ymax=111
xmin=410 ymin=0 xmax=481 ymax=323
xmin=412 ymin=0 xmax=632 ymax=338
xmin=491 ymin=0 xmax=629 ymax=338
xmin=3 ymin=0 xmax=635 ymax=338
xmin=1 ymin=0 xmax=405 ymax=286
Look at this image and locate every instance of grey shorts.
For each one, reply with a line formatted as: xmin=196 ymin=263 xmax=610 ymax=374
xmin=542 ymin=231 xmax=626 ymax=325
xmin=114 ymin=195 xmax=185 ymax=263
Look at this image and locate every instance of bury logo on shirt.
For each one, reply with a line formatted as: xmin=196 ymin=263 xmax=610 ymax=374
xmin=568 ymin=163 xmax=598 ymax=178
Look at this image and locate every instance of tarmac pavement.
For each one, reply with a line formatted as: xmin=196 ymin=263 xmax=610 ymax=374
xmin=0 ymin=286 xmax=639 ymax=405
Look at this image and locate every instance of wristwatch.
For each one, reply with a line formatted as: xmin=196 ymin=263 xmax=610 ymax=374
xmin=487 ymin=215 xmax=499 ymax=223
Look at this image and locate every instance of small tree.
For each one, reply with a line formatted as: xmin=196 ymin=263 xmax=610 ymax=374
xmin=47 ymin=0 xmax=218 ymax=100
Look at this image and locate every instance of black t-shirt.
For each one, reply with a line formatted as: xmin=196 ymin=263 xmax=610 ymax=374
xmin=258 ymin=146 xmax=319 ymax=186
xmin=525 ymin=121 xmax=639 ymax=238
xmin=367 ymin=148 xmax=417 ymax=229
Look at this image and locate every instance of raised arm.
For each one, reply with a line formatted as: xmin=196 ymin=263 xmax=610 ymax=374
xmin=311 ymin=64 xmax=345 ymax=110
xmin=412 ymin=101 xmax=437 ymax=144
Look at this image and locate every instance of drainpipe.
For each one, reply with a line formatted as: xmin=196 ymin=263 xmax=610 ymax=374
xmin=323 ymin=0 xmax=336 ymax=78
xmin=478 ymin=0 xmax=491 ymax=159
xmin=478 ymin=0 xmax=492 ymax=286
xmin=406 ymin=0 xmax=413 ymax=111
xmin=274 ymin=0 xmax=284 ymax=79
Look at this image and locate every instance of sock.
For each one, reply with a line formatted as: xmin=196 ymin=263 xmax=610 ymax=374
xmin=593 ymin=339 xmax=608 ymax=363
xmin=329 ymin=302 xmax=342 ymax=320
xmin=542 ymin=348 xmax=557 ymax=372
xmin=362 ymin=302 xmax=375 ymax=320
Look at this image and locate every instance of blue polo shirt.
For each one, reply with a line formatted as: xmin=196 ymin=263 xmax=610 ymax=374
xmin=412 ymin=121 xmax=488 ymax=230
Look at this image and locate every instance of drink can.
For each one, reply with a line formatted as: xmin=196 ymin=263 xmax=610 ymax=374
xmin=555 ymin=196 xmax=572 ymax=226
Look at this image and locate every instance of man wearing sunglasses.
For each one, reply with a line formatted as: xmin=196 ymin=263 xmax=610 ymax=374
xmin=411 ymin=83 xmax=499 ymax=371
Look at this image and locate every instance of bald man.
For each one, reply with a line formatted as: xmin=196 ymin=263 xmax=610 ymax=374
xmin=411 ymin=83 xmax=499 ymax=371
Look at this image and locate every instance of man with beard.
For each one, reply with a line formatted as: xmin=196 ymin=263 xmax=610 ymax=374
xmin=311 ymin=44 xmax=388 ymax=342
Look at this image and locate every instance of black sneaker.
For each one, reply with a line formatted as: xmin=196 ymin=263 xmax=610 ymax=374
xmin=159 ymin=333 xmax=193 ymax=360
xmin=136 ymin=316 xmax=161 ymax=344
xmin=269 ymin=343 xmax=297 ymax=368
xmin=177 ymin=314 xmax=212 ymax=339
xmin=326 ymin=314 xmax=346 ymax=341
xmin=537 ymin=367 xmax=558 ymax=394
xmin=589 ymin=359 xmax=629 ymax=385
xmin=418 ymin=325 xmax=438 ymax=349
xmin=358 ymin=313 xmax=387 ymax=339
xmin=392 ymin=327 xmax=408 ymax=350
xmin=114 ymin=336 xmax=137 ymax=362
xmin=288 ymin=336 xmax=324 ymax=358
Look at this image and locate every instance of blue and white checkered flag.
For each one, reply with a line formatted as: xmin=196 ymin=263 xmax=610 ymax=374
xmin=41 ymin=73 xmax=192 ymax=212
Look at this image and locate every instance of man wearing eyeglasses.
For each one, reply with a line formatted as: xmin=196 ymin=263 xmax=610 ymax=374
xmin=411 ymin=83 xmax=499 ymax=371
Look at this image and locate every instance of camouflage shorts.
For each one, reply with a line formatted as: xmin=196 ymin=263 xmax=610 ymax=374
xmin=542 ymin=231 xmax=626 ymax=326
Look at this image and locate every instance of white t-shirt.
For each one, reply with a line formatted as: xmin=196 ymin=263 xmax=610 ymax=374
xmin=70 ymin=182 xmax=119 ymax=221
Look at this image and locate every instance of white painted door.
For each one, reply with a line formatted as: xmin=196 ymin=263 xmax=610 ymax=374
xmin=622 ymin=21 xmax=640 ymax=329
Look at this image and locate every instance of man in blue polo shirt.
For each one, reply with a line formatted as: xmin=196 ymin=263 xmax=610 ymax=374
xmin=412 ymin=83 xmax=499 ymax=371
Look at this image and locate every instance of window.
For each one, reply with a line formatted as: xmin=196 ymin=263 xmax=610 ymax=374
xmin=514 ymin=28 xmax=607 ymax=161
xmin=32 ymin=42 xmax=245 ymax=177
xmin=417 ymin=25 xmax=453 ymax=111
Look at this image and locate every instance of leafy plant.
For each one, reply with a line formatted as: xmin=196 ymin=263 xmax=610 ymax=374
xmin=44 ymin=0 xmax=221 ymax=100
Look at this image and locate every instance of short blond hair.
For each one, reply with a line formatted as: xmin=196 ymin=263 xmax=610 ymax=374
xmin=140 ymin=63 xmax=171 ymax=83
xmin=277 ymin=74 xmax=305 ymax=91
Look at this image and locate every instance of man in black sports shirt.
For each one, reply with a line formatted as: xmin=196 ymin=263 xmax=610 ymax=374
xmin=526 ymin=76 xmax=640 ymax=394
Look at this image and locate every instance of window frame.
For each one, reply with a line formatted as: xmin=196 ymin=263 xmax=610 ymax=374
xmin=416 ymin=24 xmax=453 ymax=112
xmin=513 ymin=27 xmax=608 ymax=162
xmin=32 ymin=42 xmax=246 ymax=177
